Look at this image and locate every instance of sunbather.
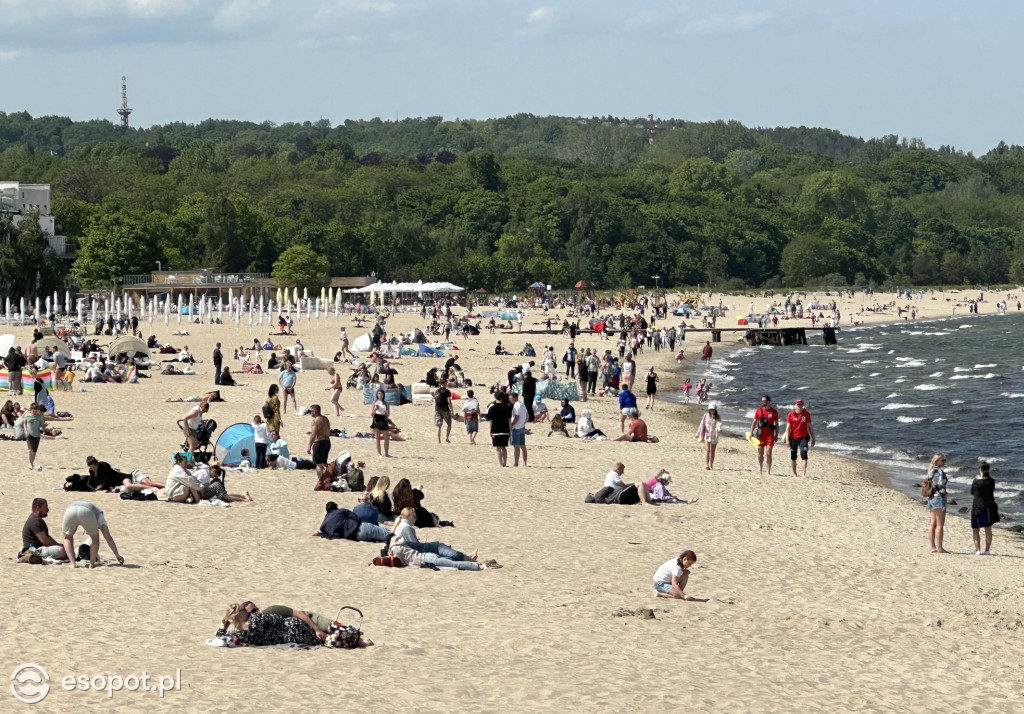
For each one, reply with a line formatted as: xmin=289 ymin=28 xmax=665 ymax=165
xmin=387 ymin=508 xmax=500 ymax=570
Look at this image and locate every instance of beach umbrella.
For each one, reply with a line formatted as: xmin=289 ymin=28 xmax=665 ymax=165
xmin=164 ymin=299 xmax=169 ymax=325
xmin=293 ymin=287 xmax=299 ymax=308
xmin=276 ymin=287 xmax=282 ymax=309
xmin=177 ymin=293 xmax=183 ymax=325
xmin=334 ymin=292 xmax=339 ymax=318
xmin=35 ymin=297 xmax=40 ymax=320
xmin=45 ymin=296 xmax=51 ymax=316
xmin=248 ymin=297 xmax=254 ymax=326
xmin=258 ymin=297 xmax=264 ymax=326
xmin=4 ymin=297 xmax=9 ymax=323
xmin=52 ymin=291 xmax=58 ymax=315
xmin=90 ymin=298 xmax=96 ymax=323
xmin=315 ymin=298 xmax=320 ymax=319
xmin=188 ymin=293 xmax=194 ymax=323
xmin=307 ymin=298 xmax=312 ymax=321
xmin=303 ymin=287 xmax=309 ymax=303
xmin=77 ymin=299 xmax=83 ymax=325
xmin=198 ymin=295 xmax=204 ymax=323
xmin=19 ymin=297 xmax=25 ymax=322
xmin=218 ymin=299 xmax=223 ymax=323
xmin=148 ymin=298 xmax=154 ymax=326
xmin=65 ymin=291 xmax=70 ymax=316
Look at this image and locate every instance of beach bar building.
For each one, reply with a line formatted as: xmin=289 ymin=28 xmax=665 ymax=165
xmin=119 ymin=270 xmax=372 ymax=305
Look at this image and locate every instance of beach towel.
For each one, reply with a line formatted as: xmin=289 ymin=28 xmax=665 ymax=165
xmin=0 ymin=368 xmax=55 ymax=390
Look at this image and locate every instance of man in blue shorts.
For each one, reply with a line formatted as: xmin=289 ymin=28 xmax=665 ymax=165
xmin=781 ymin=398 xmax=815 ymax=476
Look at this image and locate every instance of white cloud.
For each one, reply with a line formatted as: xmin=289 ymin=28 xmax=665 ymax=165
xmin=526 ymin=6 xmax=555 ymax=27
xmin=214 ymin=0 xmax=273 ymax=31
xmin=683 ymin=10 xmax=772 ymax=34
xmin=0 ymin=49 xmax=22 ymax=62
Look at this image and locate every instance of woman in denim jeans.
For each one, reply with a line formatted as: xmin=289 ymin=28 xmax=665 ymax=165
xmin=390 ymin=508 xmax=500 ymax=570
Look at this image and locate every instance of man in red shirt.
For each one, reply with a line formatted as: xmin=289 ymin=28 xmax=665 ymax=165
xmin=750 ymin=395 xmax=780 ymax=475
xmin=613 ymin=414 xmax=649 ymax=442
xmin=781 ymin=398 xmax=815 ymax=476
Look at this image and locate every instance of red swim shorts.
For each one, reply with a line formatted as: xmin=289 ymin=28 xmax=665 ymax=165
xmin=758 ymin=433 xmax=775 ymax=447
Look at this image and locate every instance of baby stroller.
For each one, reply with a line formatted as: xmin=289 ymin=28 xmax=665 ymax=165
xmin=177 ymin=417 xmax=218 ymax=464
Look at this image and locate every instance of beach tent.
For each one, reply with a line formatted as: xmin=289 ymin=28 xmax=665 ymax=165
xmin=214 ymin=423 xmax=255 ymax=467
xmin=0 ymin=334 xmax=14 ymax=355
xmin=351 ymin=333 xmax=373 ymax=352
xmin=400 ymin=344 xmax=445 ymax=357
xmin=108 ymin=335 xmax=151 ymax=360
xmin=34 ymin=336 xmax=72 ymax=358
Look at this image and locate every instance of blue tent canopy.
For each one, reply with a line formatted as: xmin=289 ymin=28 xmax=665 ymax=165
xmin=214 ymin=422 xmax=255 ymax=466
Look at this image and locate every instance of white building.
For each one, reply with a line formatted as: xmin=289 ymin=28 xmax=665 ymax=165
xmin=0 ymin=181 xmax=70 ymax=256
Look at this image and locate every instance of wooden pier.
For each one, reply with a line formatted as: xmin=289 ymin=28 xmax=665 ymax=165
xmin=682 ymin=326 xmax=838 ymax=346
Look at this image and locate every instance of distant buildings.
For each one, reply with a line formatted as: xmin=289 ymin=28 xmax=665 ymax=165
xmin=0 ymin=182 xmax=73 ymax=258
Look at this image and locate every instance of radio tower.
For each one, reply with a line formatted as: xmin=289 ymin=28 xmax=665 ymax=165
xmin=647 ymin=114 xmax=658 ymax=145
xmin=117 ymin=76 xmax=133 ymax=128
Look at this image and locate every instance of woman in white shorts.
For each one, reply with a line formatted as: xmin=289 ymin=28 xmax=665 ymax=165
xmin=62 ymin=501 xmax=124 ymax=568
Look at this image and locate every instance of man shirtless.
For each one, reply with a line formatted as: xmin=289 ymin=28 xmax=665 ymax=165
xmin=307 ymin=404 xmax=331 ymax=477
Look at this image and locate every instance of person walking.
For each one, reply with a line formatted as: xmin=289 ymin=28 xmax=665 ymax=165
xmin=751 ymin=395 xmax=780 ymax=475
xmin=486 ymin=392 xmax=512 ymax=468
xmin=701 ymin=341 xmax=713 ymax=369
xmin=970 ymin=461 xmax=999 ymax=555
xmin=510 ymin=392 xmax=528 ymax=467
xmin=279 ymin=357 xmax=298 ymax=413
xmin=326 ymin=366 xmax=344 ymax=416
xmin=433 ymin=379 xmax=454 ymax=444
xmin=924 ymin=453 xmax=949 ymax=553
xmin=563 ymin=343 xmax=577 ymax=379
xmin=307 ymin=405 xmax=331 ymax=476
xmin=781 ymin=398 xmax=815 ymax=476
xmin=645 ymin=366 xmax=659 ymax=411
xmin=576 ymin=350 xmax=589 ymax=402
xmin=25 ymin=403 xmax=45 ymax=470
xmin=696 ymin=403 xmax=722 ymax=470
xmin=339 ymin=327 xmax=355 ymax=360
xmin=586 ymin=350 xmax=600 ymax=396
xmin=213 ymin=342 xmax=223 ymax=385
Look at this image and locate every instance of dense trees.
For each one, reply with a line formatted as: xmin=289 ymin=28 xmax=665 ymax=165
xmin=0 ymin=110 xmax=1023 ymax=293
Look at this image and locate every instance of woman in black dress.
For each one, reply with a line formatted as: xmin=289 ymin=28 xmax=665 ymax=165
xmin=645 ymin=367 xmax=659 ymax=411
xmin=224 ymin=602 xmax=322 ymax=647
xmin=970 ymin=462 xmax=999 ymax=555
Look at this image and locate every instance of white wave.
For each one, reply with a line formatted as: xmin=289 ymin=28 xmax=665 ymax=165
xmin=951 ymin=399 xmax=965 ymax=404
xmin=953 ymin=367 xmax=971 ymax=372
xmin=897 ymin=416 xmax=925 ymax=423
xmin=885 ymin=392 xmax=900 ymax=398
xmin=959 ymin=325 xmax=974 ymax=328
xmin=847 ymin=386 xmax=865 ymax=392
xmin=974 ymin=363 xmax=997 ymax=369
xmin=825 ymin=421 xmax=843 ymax=428
xmin=894 ymin=378 xmax=907 ymax=383
xmin=881 ymin=403 xmax=928 ymax=410
xmin=1001 ymin=392 xmax=1024 ymax=399
xmin=932 ymin=418 xmax=947 ymax=422
xmin=983 ymin=373 xmax=996 ymax=379
xmin=913 ymin=384 xmax=942 ymax=390
xmin=928 ymin=372 xmax=943 ymax=378
xmin=859 ymin=359 xmax=878 ymax=364
xmin=869 ymin=372 xmax=881 ymax=377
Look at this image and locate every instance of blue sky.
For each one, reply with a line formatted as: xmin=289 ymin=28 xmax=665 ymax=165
xmin=1 ymin=1 xmax=1020 ymax=154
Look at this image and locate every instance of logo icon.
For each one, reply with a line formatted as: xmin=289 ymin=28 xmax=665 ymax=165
xmin=10 ymin=664 xmax=49 ymax=704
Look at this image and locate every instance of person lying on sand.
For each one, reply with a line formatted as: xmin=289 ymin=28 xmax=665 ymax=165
xmin=586 ymin=461 xmax=656 ymax=505
xmin=86 ymin=455 xmax=165 ymax=492
xmin=386 ymin=507 xmax=501 ymax=570
xmin=645 ymin=470 xmax=698 ymax=504
xmin=165 ymin=391 xmax=223 ymax=403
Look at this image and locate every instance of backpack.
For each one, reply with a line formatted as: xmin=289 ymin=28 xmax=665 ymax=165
xmin=921 ymin=473 xmax=935 ymax=498
xmin=262 ymin=402 xmax=274 ymax=420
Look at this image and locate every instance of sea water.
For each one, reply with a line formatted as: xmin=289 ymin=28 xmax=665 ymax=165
xmin=671 ymin=312 xmax=1024 ymax=522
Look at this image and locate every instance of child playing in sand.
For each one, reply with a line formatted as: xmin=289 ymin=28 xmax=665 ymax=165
xmin=675 ymin=349 xmax=686 ymax=364
xmin=653 ymin=550 xmax=697 ymax=600
xmin=682 ymin=378 xmax=692 ymax=404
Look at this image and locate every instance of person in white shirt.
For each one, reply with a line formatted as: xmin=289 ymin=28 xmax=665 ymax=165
xmin=509 ymin=392 xmax=529 ymax=467
xmin=251 ymin=415 xmax=270 ymax=469
xmin=601 ymin=462 xmax=654 ymax=505
xmin=265 ymin=453 xmax=315 ymax=470
xmin=164 ymin=452 xmax=204 ymax=503
xmin=461 ymin=389 xmax=480 ymax=445
xmin=653 ymin=550 xmax=698 ymax=600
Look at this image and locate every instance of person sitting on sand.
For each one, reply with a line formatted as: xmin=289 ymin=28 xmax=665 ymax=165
xmin=653 ymin=550 xmax=698 ymax=600
xmin=547 ymin=411 xmax=570 ymax=438
xmin=645 ymin=470 xmax=698 ymax=504
xmin=164 ymin=452 xmax=204 ymax=503
xmin=613 ymin=413 xmax=650 ymax=443
xmin=220 ymin=367 xmax=242 ymax=387
xmin=532 ymin=396 xmax=549 ymax=423
xmin=202 ymin=464 xmax=253 ymax=503
xmin=388 ymin=507 xmax=500 ymax=570
xmin=268 ymin=431 xmax=289 ymax=460
xmin=368 ymin=476 xmax=394 ymax=519
xmin=391 ymin=478 xmax=453 ymax=528
xmin=22 ymin=497 xmax=69 ymax=562
xmin=1 ymin=399 xmax=17 ymax=426
xmin=576 ymin=408 xmax=606 ymax=439
xmin=559 ymin=399 xmax=575 ymax=425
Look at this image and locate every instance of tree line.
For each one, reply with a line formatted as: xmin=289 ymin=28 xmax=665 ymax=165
xmin=1 ymin=110 xmax=1024 ymax=295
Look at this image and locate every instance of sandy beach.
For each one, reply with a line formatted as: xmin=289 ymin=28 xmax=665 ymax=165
xmin=2 ymin=288 xmax=1022 ymax=712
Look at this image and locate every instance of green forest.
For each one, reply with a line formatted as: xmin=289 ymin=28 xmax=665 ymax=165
xmin=2 ymin=110 xmax=1024 ymax=296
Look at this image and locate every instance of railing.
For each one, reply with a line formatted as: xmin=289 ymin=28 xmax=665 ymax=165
xmin=120 ymin=272 xmax=271 ymax=286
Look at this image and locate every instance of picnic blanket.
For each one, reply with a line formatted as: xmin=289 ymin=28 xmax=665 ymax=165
xmin=513 ymin=378 xmax=579 ymax=401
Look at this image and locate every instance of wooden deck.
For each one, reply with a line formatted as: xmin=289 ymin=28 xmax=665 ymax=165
xmin=683 ymin=326 xmax=838 ymax=346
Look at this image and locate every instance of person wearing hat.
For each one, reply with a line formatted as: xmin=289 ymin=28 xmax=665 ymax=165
xmin=781 ymin=399 xmax=815 ymax=476
xmin=644 ymin=470 xmax=699 ymax=504
xmin=695 ymin=403 xmax=722 ymax=470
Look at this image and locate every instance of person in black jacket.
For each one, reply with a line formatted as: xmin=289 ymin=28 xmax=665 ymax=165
xmin=316 ymin=502 xmax=389 ymax=542
xmin=5 ymin=347 xmax=25 ymax=396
